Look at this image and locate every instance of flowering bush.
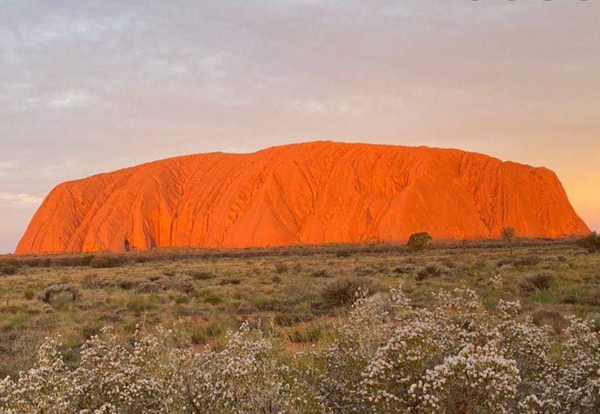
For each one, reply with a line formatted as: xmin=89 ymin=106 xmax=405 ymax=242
xmin=1 ymin=284 xmax=598 ymax=414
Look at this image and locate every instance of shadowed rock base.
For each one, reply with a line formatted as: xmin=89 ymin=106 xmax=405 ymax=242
xmin=16 ymin=141 xmax=590 ymax=254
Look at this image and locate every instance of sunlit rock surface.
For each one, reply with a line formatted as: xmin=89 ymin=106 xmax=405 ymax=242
xmin=17 ymin=141 xmax=590 ymax=254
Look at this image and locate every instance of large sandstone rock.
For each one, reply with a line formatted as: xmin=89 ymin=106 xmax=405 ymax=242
xmin=16 ymin=141 xmax=590 ymax=254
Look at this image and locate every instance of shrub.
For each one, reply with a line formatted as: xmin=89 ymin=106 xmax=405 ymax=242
xmin=529 ymin=270 xmax=554 ymax=290
xmin=415 ymin=263 xmax=450 ymax=281
xmin=437 ymin=257 xmax=456 ymax=268
xmin=321 ymin=278 xmax=379 ymax=307
xmin=275 ymin=263 xmax=289 ymax=273
xmin=577 ymin=232 xmax=600 ymax=253
xmin=81 ymin=273 xmax=108 ymax=289
xmin=2 ymin=288 xmax=600 ymax=414
xmin=0 ymin=263 xmax=19 ymax=276
xmin=474 ymin=258 xmax=487 ymax=269
xmin=89 ymin=255 xmax=127 ymax=269
xmin=186 ymin=270 xmax=215 ymax=280
xmin=407 ymin=232 xmax=432 ymax=252
xmin=393 ymin=263 xmax=416 ymax=274
xmin=136 ymin=280 xmax=161 ymax=294
xmin=162 ymin=269 xmax=177 ymax=277
xmin=23 ymin=287 xmax=35 ymax=300
xmin=51 ymin=254 xmax=97 ymax=267
xmin=312 ymin=269 xmax=331 ymax=278
xmin=203 ymin=292 xmax=224 ymax=305
xmin=520 ymin=270 xmax=554 ymax=294
xmin=273 ymin=313 xmax=302 ymax=327
xmin=126 ymin=295 xmax=159 ymax=313
xmin=174 ymin=276 xmax=195 ymax=293
xmin=249 ymin=295 xmax=283 ymax=311
xmin=519 ymin=255 xmax=541 ymax=267
xmin=174 ymin=295 xmax=190 ymax=305
xmin=39 ymin=283 xmax=80 ymax=304
xmin=498 ymin=255 xmax=541 ymax=268
xmin=135 ymin=275 xmax=194 ymax=294
xmin=587 ymin=313 xmax=600 ymax=332
xmin=531 ymin=309 xmax=568 ymax=334
xmin=286 ymin=322 xmax=328 ymax=344
xmin=50 ymin=292 xmax=77 ymax=310
xmin=497 ymin=258 xmax=515 ymax=268
xmin=354 ymin=266 xmax=376 ymax=276
xmin=114 ymin=277 xmax=141 ymax=290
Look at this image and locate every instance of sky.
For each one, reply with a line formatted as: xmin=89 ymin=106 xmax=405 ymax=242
xmin=1 ymin=0 xmax=599 ymax=254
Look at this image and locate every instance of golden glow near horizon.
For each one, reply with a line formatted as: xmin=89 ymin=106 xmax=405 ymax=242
xmin=0 ymin=0 xmax=599 ymax=253
xmin=566 ymin=173 xmax=600 ymax=233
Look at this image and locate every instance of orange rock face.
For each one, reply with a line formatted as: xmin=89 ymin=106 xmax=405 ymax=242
xmin=16 ymin=142 xmax=590 ymax=254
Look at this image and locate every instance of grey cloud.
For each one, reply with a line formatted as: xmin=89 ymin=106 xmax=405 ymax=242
xmin=0 ymin=0 xmax=599 ymax=252
xmin=0 ymin=191 xmax=43 ymax=206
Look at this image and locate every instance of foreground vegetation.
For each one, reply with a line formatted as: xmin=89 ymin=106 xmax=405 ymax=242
xmin=0 ymin=240 xmax=599 ymax=412
xmin=1 ymin=282 xmax=599 ymax=413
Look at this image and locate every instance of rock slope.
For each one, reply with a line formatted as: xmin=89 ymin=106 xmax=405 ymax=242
xmin=16 ymin=141 xmax=590 ymax=254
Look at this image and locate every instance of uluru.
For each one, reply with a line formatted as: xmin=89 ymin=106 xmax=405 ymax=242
xmin=16 ymin=141 xmax=590 ymax=255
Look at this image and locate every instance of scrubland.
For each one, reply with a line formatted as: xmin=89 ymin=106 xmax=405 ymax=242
xmin=0 ymin=241 xmax=599 ymax=413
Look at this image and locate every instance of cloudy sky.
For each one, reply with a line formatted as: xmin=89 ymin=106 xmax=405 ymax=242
xmin=1 ymin=0 xmax=599 ymax=253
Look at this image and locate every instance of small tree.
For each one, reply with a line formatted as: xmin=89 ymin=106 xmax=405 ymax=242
xmin=501 ymin=227 xmax=516 ymax=256
xmin=407 ymin=232 xmax=433 ymax=253
xmin=577 ymin=232 xmax=600 ymax=253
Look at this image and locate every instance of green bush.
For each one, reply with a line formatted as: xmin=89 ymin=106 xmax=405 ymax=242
xmin=0 ymin=259 xmax=21 ymax=275
xmin=531 ymin=309 xmax=567 ymax=334
xmin=577 ymin=232 xmax=600 ymax=253
xmin=407 ymin=232 xmax=432 ymax=252
xmin=497 ymin=255 xmax=540 ymax=268
xmin=496 ymin=258 xmax=514 ymax=268
xmin=89 ymin=255 xmax=128 ymax=269
xmin=393 ymin=264 xmax=416 ymax=274
xmin=136 ymin=281 xmax=161 ymax=294
xmin=190 ymin=328 xmax=209 ymax=345
xmin=203 ymin=292 xmax=224 ymax=305
xmin=82 ymin=273 xmax=108 ymax=289
xmin=321 ymin=278 xmax=379 ymax=307
xmin=114 ymin=277 xmax=141 ymax=290
xmin=286 ymin=322 xmax=328 ymax=344
xmin=335 ymin=250 xmax=351 ymax=258
xmin=275 ymin=263 xmax=289 ymax=273
xmin=126 ymin=295 xmax=159 ymax=314
xmin=174 ymin=295 xmax=190 ymax=305
xmin=249 ymin=295 xmax=284 ymax=311
xmin=519 ymin=271 xmax=554 ymax=294
xmin=39 ymin=283 xmax=80 ymax=304
xmin=415 ymin=263 xmax=450 ymax=281
xmin=24 ymin=287 xmax=35 ymax=300
xmin=311 ymin=269 xmax=331 ymax=278
xmin=0 ymin=263 xmax=19 ymax=276
xmin=186 ymin=270 xmax=215 ymax=280
xmin=50 ymin=291 xmax=77 ymax=310
xmin=51 ymin=255 xmax=97 ymax=267
xmin=519 ymin=255 xmax=541 ymax=267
